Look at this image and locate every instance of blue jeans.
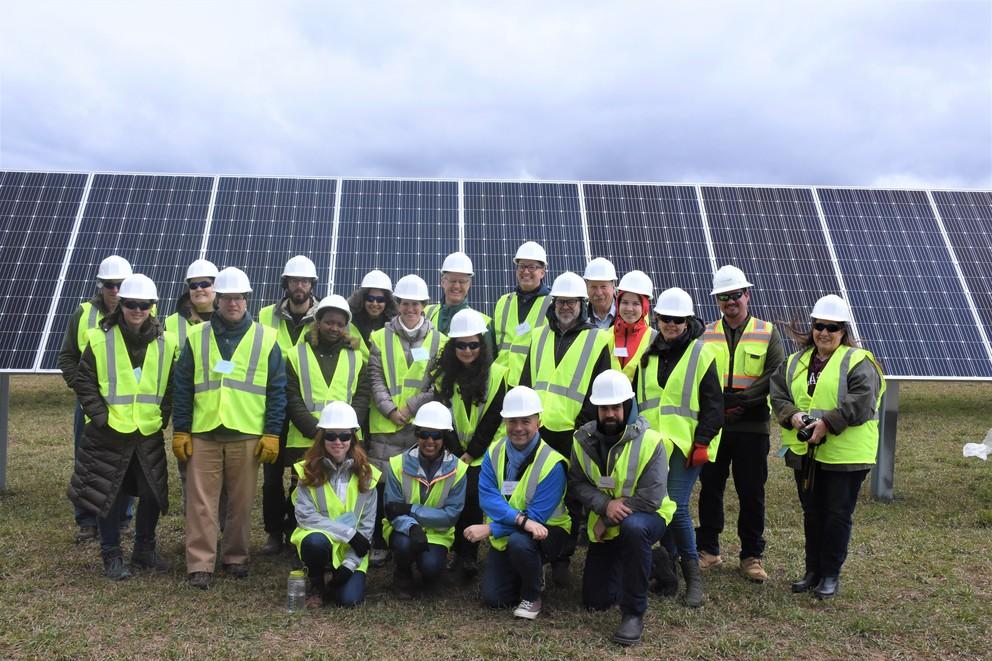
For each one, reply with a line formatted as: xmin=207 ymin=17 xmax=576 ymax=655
xmin=662 ymin=446 xmax=702 ymax=561
xmin=582 ymin=512 xmax=667 ymax=616
xmin=390 ymin=532 xmax=447 ymax=585
xmin=74 ymin=401 xmax=133 ymax=527
xmin=98 ymin=457 xmax=160 ymax=553
xmin=481 ymin=527 xmax=569 ymax=606
xmin=299 ymin=533 xmax=366 ymax=607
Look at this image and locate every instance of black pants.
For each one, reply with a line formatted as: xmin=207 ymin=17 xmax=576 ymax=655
xmin=696 ymin=430 xmax=769 ymax=559
xmin=540 ymin=426 xmax=582 ymax=564
xmin=452 ymin=465 xmax=483 ymax=560
xmin=99 ymin=455 xmax=159 ymax=553
xmin=794 ymin=467 xmax=868 ymax=578
xmin=261 ymin=431 xmax=305 ymax=539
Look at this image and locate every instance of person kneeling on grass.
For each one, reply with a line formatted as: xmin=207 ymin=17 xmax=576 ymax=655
xmin=383 ymin=401 xmax=467 ymax=598
xmin=290 ymin=401 xmax=379 ymax=608
xmin=463 ymin=386 xmax=570 ymax=621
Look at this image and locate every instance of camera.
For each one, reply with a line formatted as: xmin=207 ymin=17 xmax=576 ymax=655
xmin=796 ymin=415 xmax=820 ymax=442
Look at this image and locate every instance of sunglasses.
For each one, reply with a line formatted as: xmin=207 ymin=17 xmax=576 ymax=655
xmin=657 ymin=315 xmax=686 ymax=325
xmin=813 ymin=322 xmax=844 ymax=333
xmin=188 ymin=280 xmax=213 ymax=290
xmin=416 ymin=429 xmax=445 ymax=441
xmin=555 ymin=298 xmax=580 ymax=308
xmin=716 ymin=291 xmax=746 ymax=302
xmin=454 ymin=341 xmax=481 ymax=351
xmin=366 ymin=295 xmax=386 ymax=303
xmin=101 ymin=281 xmax=122 ymax=290
xmin=323 ymin=432 xmax=354 ymax=443
xmin=515 ymin=263 xmax=543 ymax=273
xmin=121 ymin=300 xmax=153 ymax=311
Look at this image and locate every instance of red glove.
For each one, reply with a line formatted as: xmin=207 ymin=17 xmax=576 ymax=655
xmin=685 ymin=442 xmax=709 ymax=468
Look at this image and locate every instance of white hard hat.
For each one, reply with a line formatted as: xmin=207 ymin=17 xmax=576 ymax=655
xmin=447 ymin=308 xmax=488 ymax=338
xmin=617 ymin=270 xmax=654 ymax=298
xmin=500 ymin=386 xmax=543 ymax=418
xmin=186 ymin=259 xmax=218 ymax=281
xmin=514 ymin=241 xmax=548 ymax=266
xmin=314 ymin=294 xmax=352 ymax=325
xmin=550 ymin=272 xmax=588 ymax=299
xmin=654 ymin=287 xmax=694 ymax=317
xmin=710 ymin=265 xmax=754 ymax=295
xmin=440 ymin=251 xmax=474 ymax=276
xmin=213 ymin=267 xmax=253 ymax=294
xmin=583 ymin=257 xmax=617 ymax=282
xmin=393 ymin=274 xmax=430 ymax=301
xmin=283 ymin=255 xmax=318 ymax=280
xmin=317 ymin=401 xmax=359 ymax=430
xmin=413 ymin=401 xmax=454 ymax=431
xmin=811 ymin=294 xmax=852 ymax=323
xmin=97 ymin=255 xmax=133 ymax=281
xmin=361 ymin=269 xmax=393 ymax=292
xmin=118 ymin=274 xmax=158 ymax=301
xmin=589 ymin=369 xmax=635 ymax=406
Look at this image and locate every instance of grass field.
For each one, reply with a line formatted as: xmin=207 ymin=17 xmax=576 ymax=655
xmin=1 ymin=376 xmax=991 ymax=659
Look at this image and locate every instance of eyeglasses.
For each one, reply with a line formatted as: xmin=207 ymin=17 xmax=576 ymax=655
xmin=515 ymin=263 xmax=543 ymax=273
xmin=657 ymin=315 xmax=686 ymax=325
xmin=188 ymin=280 xmax=213 ymax=290
xmin=454 ymin=341 xmax=481 ymax=351
xmin=121 ymin=300 xmax=152 ymax=311
xmin=101 ymin=281 xmax=122 ymax=290
xmin=716 ymin=291 xmax=746 ymax=302
xmin=555 ymin=298 xmax=580 ymax=308
xmin=366 ymin=295 xmax=386 ymax=303
xmin=323 ymin=432 xmax=353 ymax=443
xmin=416 ymin=429 xmax=445 ymax=441
xmin=813 ymin=322 xmax=843 ymax=333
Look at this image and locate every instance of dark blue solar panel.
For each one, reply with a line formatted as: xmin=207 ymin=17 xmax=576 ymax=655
xmin=585 ymin=184 xmax=716 ymax=320
xmin=931 ymin=191 xmax=992 ymax=347
xmin=817 ymin=188 xmax=991 ymax=378
xmin=703 ymin=186 xmax=841 ymax=329
xmin=334 ymin=179 xmax=459 ymax=302
xmin=40 ymin=174 xmax=214 ymax=370
xmin=205 ymin=177 xmax=336 ymax=313
xmin=0 ymin=171 xmax=88 ymax=370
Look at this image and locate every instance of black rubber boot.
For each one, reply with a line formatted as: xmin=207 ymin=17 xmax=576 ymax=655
xmin=791 ymin=572 xmax=820 ymax=593
xmin=681 ymin=557 xmax=704 ymax=608
xmin=814 ymin=576 xmax=839 ymax=599
xmin=613 ymin=614 xmax=643 ymax=646
xmin=102 ymin=548 xmax=131 ymax=581
xmin=132 ymin=543 xmax=171 ymax=572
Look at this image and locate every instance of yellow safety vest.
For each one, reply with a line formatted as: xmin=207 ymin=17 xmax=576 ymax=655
xmin=702 ymin=317 xmax=773 ymax=390
xmin=188 ymin=321 xmax=278 ymax=436
xmin=610 ymin=329 xmax=656 ymax=381
xmin=76 ymin=301 xmax=103 ymax=352
xmin=529 ymin=326 xmax=609 ymax=432
xmin=290 ymin=461 xmax=382 ymax=573
xmin=368 ymin=327 xmax=446 ymax=435
xmin=486 ymin=437 xmax=570 ymax=551
xmin=782 ymin=346 xmax=885 ymax=464
xmin=493 ymin=292 xmax=552 ymax=386
xmin=571 ymin=427 xmax=676 ymax=541
xmin=636 ymin=339 xmax=721 ymax=460
xmin=449 ymin=363 xmax=508 ymax=467
xmin=381 ymin=452 xmax=468 ymax=549
xmin=258 ymin=304 xmax=313 ymax=354
xmin=285 ymin=341 xmax=364 ymax=448
xmin=86 ymin=325 xmax=177 ymax=436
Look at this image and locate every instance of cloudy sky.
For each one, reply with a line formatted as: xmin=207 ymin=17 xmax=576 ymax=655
xmin=1 ymin=1 xmax=989 ymax=188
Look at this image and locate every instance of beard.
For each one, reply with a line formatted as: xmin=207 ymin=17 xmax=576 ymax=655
xmin=598 ymin=418 xmax=622 ymax=436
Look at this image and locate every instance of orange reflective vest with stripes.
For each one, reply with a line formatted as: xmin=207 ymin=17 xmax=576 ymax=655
xmin=702 ymin=316 xmax=773 ymax=391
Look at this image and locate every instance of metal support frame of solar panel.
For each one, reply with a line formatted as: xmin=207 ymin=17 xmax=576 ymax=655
xmin=0 ymin=172 xmax=89 ymax=371
xmin=815 ymin=188 xmax=992 ymax=379
xmin=38 ymin=174 xmax=215 ymax=370
xmin=584 ymin=183 xmax=717 ymax=321
xmin=205 ymin=177 xmax=337 ymax=313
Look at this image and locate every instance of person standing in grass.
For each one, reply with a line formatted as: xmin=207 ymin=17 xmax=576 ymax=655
xmin=68 ymin=274 xmax=175 ymax=580
xmin=770 ymin=295 xmax=885 ymax=600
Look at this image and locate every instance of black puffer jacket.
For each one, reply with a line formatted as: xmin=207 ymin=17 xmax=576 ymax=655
xmin=67 ymin=311 xmax=171 ymax=517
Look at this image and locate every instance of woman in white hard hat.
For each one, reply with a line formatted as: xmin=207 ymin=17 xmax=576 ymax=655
xmin=382 ymin=402 xmax=467 ymax=598
xmin=770 ymin=295 xmax=884 ymax=600
xmin=612 ymin=271 xmax=655 ymax=380
xmin=290 ymin=401 xmax=379 ymax=608
xmin=348 ymin=269 xmax=398 ymax=344
xmin=68 ymin=274 xmax=175 ymax=580
xmin=428 ymin=308 xmax=509 ymax=579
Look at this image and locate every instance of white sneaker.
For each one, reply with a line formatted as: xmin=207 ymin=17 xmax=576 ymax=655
xmin=513 ymin=598 xmax=542 ymax=620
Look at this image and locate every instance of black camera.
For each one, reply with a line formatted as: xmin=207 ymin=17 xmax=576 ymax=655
xmin=796 ymin=415 xmax=820 ymax=442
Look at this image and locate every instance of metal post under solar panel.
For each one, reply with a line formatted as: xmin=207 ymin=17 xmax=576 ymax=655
xmin=0 ymin=374 xmax=8 ymax=491
xmin=870 ymin=382 xmax=899 ymax=502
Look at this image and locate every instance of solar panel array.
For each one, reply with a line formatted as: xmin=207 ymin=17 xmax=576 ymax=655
xmin=3 ymin=170 xmax=991 ymax=379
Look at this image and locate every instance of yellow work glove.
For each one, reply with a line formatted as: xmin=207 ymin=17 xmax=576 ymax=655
xmin=255 ymin=434 xmax=280 ymax=464
xmin=172 ymin=431 xmax=193 ymax=462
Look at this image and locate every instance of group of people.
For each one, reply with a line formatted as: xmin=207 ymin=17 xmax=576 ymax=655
xmin=61 ymin=242 xmax=885 ymax=647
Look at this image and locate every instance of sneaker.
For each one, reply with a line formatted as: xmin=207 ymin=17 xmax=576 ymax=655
xmin=188 ymin=571 xmax=211 ymax=590
xmin=75 ymin=525 xmax=98 ymax=544
xmin=513 ymin=598 xmax=542 ymax=620
xmin=222 ymin=563 xmax=249 ymax=579
xmin=370 ymin=548 xmax=390 ymax=568
xmin=698 ymin=550 xmax=723 ymax=570
xmin=260 ymin=534 xmax=283 ymax=556
xmin=740 ymin=557 xmax=768 ymax=583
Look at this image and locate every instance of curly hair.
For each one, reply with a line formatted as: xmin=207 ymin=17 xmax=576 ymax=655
xmin=347 ymin=287 xmax=398 ymax=325
xmin=429 ymin=338 xmax=492 ymax=408
xmin=300 ymin=430 xmax=373 ymax=493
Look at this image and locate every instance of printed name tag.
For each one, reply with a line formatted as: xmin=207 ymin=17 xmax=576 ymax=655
xmin=613 ymin=347 xmax=629 ymax=358
xmin=776 ymin=446 xmax=789 ymax=458
xmin=213 ymin=359 xmax=235 ymax=375
xmin=411 ymin=347 xmax=429 ymax=361
xmin=515 ymin=322 xmax=531 ymax=335
xmin=501 ymin=480 xmax=519 ymax=496
xmin=597 ymin=476 xmax=617 ymax=489
xmin=132 ymin=367 xmax=142 ymax=381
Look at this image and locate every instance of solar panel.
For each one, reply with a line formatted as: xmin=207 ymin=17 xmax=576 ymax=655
xmin=334 ymin=179 xmax=459 ymax=302
xmin=205 ymin=177 xmax=337 ymax=312
xmin=816 ymin=188 xmax=992 ymax=378
xmin=702 ymin=186 xmax=842 ymax=329
xmin=39 ymin=174 xmax=214 ymax=370
xmin=0 ymin=172 xmax=88 ymax=370
xmin=585 ymin=183 xmax=716 ymax=320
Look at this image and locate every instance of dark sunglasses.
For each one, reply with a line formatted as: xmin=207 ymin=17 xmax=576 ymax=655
xmin=323 ymin=432 xmax=354 ymax=443
xmin=366 ymin=294 xmax=386 ymax=303
xmin=716 ymin=291 xmax=746 ymax=302
xmin=813 ymin=322 xmax=844 ymax=333
xmin=454 ymin=341 xmax=481 ymax=351
xmin=101 ymin=281 xmax=122 ymax=290
xmin=121 ymin=300 xmax=153 ymax=311
xmin=416 ymin=429 xmax=445 ymax=441
xmin=657 ymin=315 xmax=686 ymax=325
xmin=188 ymin=280 xmax=213 ymax=290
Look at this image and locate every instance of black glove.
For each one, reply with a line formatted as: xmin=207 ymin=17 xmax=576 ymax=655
xmin=723 ymin=390 xmax=742 ymax=408
xmin=385 ymin=501 xmax=413 ymax=520
xmin=348 ymin=532 xmax=370 ymax=557
xmin=408 ymin=524 xmax=429 ymax=555
xmin=329 ymin=566 xmax=353 ymax=587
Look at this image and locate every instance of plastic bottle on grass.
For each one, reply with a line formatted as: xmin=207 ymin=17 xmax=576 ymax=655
xmin=287 ymin=569 xmax=306 ymax=612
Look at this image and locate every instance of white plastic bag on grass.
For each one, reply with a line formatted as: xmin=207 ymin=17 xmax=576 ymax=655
xmin=962 ymin=428 xmax=992 ymax=461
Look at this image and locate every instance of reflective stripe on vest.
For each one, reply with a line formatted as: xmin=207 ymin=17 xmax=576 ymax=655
xmin=77 ymin=302 xmax=101 ymax=352
xmin=296 ymin=342 xmax=358 ymax=413
xmin=260 ymin=304 xmax=311 ymax=354
xmin=369 ymin=326 xmax=446 ymax=434
xmin=533 ymin=326 xmax=601 ymax=404
xmin=496 ymin=293 xmax=552 ymax=353
xmin=703 ymin=317 xmax=772 ymax=390
xmin=637 ymin=339 xmax=705 ymax=418
xmin=384 ymin=452 xmax=467 ymax=549
xmin=287 ymin=341 xmax=363 ymax=448
xmin=196 ymin=323 xmax=266 ymax=396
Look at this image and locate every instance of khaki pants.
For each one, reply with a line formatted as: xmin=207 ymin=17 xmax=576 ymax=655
xmin=185 ymin=434 xmax=258 ymax=574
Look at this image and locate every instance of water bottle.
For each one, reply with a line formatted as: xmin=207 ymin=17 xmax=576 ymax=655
xmin=287 ymin=569 xmax=306 ymax=612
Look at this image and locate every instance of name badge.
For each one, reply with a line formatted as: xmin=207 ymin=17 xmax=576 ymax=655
xmin=501 ymin=480 xmax=519 ymax=496
xmin=597 ymin=476 xmax=617 ymax=489
xmin=613 ymin=347 xmax=629 ymax=358
xmin=515 ymin=321 xmax=531 ymax=335
xmin=132 ymin=367 xmax=142 ymax=381
xmin=213 ymin=359 xmax=235 ymax=375
xmin=411 ymin=347 xmax=429 ymax=361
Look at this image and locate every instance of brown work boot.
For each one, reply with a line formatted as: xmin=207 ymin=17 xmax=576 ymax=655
xmin=740 ymin=557 xmax=768 ymax=583
xmin=697 ymin=550 xmax=723 ymax=570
